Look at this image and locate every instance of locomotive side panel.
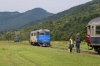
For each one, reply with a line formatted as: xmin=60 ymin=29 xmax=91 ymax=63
xmin=30 ymin=31 xmax=37 ymax=45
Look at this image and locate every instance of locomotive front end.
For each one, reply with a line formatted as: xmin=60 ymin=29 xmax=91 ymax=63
xmin=37 ymin=29 xmax=50 ymax=47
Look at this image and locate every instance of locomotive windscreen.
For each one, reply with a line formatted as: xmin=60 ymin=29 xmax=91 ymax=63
xmin=40 ymin=32 xmax=44 ymax=35
xmin=46 ymin=32 xmax=50 ymax=35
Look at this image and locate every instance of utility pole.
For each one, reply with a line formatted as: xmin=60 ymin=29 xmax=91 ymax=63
xmin=20 ymin=29 xmax=22 ymax=42
xmin=48 ymin=16 xmax=53 ymax=31
xmin=28 ymin=23 xmax=32 ymax=41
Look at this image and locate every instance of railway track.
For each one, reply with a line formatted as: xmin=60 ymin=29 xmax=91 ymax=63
xmin=50 ymin=46 xmax=100 ymax=57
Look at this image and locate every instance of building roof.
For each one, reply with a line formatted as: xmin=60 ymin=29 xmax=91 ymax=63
xmin=88 ymin=17 xmax=100 ymax=25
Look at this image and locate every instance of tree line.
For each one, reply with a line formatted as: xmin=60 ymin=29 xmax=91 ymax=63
xmin=0 ymin=0 xmax=100 ymax=41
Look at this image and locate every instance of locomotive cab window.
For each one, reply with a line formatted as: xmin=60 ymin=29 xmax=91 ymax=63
xmin=91 ymin=26 xmax=95 ymax=36
xmin=40 ymin=32 xmax=44 ymax=35
xmin=96 ymin=25 xmax=100 ymax=35
xmin=87 ymin=26 xmax=91 ymax=35
xmin=45 ymin=32 xmax=50 ymax=35
xmin=31 ymin=33 xmax=33 ymax=36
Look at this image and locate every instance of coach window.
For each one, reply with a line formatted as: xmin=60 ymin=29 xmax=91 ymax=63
xmin=91 ymin=26 xmax=95 ymax=36
xmin=87 ymin=26 xmax=90 ymax=35
xmin=96 ymin=25 xmax=100 ymax=35
xmin=31 ymin=33 xmax=33 ymax=36
xmin=34 ymin=33 xmax=36 ymax=36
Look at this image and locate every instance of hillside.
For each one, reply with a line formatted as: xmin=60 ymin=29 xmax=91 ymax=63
xmin=0 ymin=8 xmax=52 ymax=31
xmin=1 ymin=0 xmax=100 ymax=41
xmin=23 ymin=0 xmax=100 ymax=41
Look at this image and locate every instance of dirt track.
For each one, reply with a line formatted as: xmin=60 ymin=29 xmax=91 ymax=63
xmin=50 ymin=46 xmax=100 ymax=57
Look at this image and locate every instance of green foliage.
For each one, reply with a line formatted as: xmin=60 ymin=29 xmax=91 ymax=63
xmin=1 ymin=0 xmax=100 ymax=41
xmin=0 ymin=8 xmax=52 ymax=31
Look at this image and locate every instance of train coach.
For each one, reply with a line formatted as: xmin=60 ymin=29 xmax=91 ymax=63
xmin=29 ymin=29 xmax=50 ymax=47
xmin=86 ymin=17 xmax=100 ymax=54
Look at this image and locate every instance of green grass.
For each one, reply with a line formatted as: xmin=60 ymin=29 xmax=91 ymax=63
xmin=0 ymin=41 xmax=100 ymax=66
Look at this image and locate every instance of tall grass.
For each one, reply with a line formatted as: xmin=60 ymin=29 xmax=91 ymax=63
xmin=0 ymin=41 xmax=99 ymax=66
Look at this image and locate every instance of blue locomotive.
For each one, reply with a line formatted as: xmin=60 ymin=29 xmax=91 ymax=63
xmin=29 ymin=29 xmax=50 ymax=46
xmin=14 ymin=37 xmax=20 ymax=42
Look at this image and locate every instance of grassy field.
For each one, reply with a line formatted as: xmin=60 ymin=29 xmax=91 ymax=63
xmin=0 ymin=41 xmax=100 ymax=66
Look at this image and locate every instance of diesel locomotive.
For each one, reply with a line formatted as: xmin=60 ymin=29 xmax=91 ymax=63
xmin=29 ymin=29 xmax=50 ymax=47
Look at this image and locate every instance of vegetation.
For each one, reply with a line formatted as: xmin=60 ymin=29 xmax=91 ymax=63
xmin=28 ymin=0 xmax=100 ymax=41
xmin=0 ymin=41 xmax=100 ymax=66
xmin=1 ymin=0 xmax=100 ymax=66
xmin=1 ymin=0 xmax=100 ymax=41
xmin=0 ymin=8 xmax=52 ymax=31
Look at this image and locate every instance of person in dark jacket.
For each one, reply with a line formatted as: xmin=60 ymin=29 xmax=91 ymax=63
xmin=76 ymin=38 xmax=81 ymax=53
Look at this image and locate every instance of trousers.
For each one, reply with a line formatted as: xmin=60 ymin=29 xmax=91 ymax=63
xmin=69 ymin=44 xmax=73 ymax=52
xmin=76 ymin=44 xmax=80 ymax=53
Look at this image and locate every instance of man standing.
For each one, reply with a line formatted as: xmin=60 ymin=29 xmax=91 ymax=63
xmin=76 ymin=38 xmax=81 ymax=53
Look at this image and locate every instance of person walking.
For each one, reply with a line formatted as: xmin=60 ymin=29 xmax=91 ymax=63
xmin=76 ymin=38 xmax=81 ymax=53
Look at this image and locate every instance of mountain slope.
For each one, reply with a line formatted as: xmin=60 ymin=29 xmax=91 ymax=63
xmin=1 ymin=0 xmax=100 ymax=41
xmin=22 ymin=0 xmax=100 ymax=40
xmin=0 ymin=8 xmax=52 ymax=31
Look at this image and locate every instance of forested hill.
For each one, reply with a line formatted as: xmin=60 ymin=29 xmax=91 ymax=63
xmin=1 ymin=0 xmax=100 ymax=41
xmin=0 ymin=8 xmax=52 ymax=31
xmin=22 ymin=0 xmax=100 ymax=40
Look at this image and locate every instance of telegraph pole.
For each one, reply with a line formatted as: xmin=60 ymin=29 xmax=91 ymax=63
xmin=20 ymin=28 xmax=22 ymax=42
xmin=48 ymin=16 xmax=53 ymax=31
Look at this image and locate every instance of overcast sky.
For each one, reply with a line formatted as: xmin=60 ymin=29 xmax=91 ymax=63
xmin=0 ymin=0 xmax=92 ymax=14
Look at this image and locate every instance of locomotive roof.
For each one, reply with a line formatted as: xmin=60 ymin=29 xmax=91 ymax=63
xmin=31 ymin=29 xmax=50 ymax=33
xmin=38 ymin=29 xmax=50 ymax=32
xmin=88 ymin=17 xmax=100 ymax=25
